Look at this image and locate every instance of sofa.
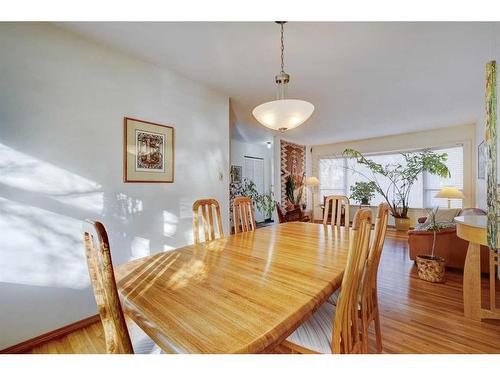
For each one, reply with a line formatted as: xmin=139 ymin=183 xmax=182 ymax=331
xmin=408 ymin=208 xmax=490 ymax=273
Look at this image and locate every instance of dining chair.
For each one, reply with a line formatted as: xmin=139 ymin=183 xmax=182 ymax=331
xmin=83 ymin=220 xmax=162 ymax=354
xmin=275 ymin=202 xmax=310 ymax=223
xmin=192 ymin=198 xmax=224 ymax=244
xmin=282 ymin=208 xmax=373 ymax=354
xmin=232 ymin=196 xmax=256 ymax=233
xmin=359 ymin=203 xmax=389 ymax=353
xmin=323 ymin=195 xmax=350 ymax=227
xmin=327 ymin=203 xmax=390 ymax=353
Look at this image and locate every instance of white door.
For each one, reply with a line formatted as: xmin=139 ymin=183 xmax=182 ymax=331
xmin=243 ymin=156 xmax=265 ymax=222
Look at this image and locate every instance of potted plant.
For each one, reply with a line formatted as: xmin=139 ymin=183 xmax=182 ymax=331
xmin=415 ymin=207 xmax=446 ymax=283
xmin=350 ymin=181 xmax=377 ymax=205
xmin=343 ymin=148 xmax=450 ymax=231
xmin=229 ymin=177 xmax=276 ymax=224
xmin=285 ymin=172 xmax=304 ymax=209
xmin=255 ymin=192 xmax=276 ymax=222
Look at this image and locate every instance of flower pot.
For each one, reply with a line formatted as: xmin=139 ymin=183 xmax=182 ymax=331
xmin=415 ymin=255 xmax=445 ymax=283
xmin=394 ymin=217 xmax=411 ymax=231
xmin=361 ymin=198 xmax=369 ymax=205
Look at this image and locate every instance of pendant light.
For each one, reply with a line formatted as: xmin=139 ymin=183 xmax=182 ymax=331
xmin=252 ymin=21 xmax=314 ymax=132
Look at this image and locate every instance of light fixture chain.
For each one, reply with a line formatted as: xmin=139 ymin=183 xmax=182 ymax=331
xmin=280 ymin=22 xmax=285 ymax=73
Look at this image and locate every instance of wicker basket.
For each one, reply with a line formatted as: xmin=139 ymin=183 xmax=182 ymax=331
xmin=416 ymin=255 xmax=445 ymax=283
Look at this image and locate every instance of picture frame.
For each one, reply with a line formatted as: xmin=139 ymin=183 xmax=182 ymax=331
xmin=478 ymin=140 xmax=486 ymax=180
xmin=230 ymin=165 xmax=242 ymax=183
xmin=124 ymin=117 xmax=174 ymax=183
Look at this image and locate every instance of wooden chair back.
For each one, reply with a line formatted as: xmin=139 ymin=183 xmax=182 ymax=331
xmin=83 ymin=220 xmax=133 ymax=354
xmin=359 ymin=203 xmax=389 ymax=352
xmin=365 ymin=203 xmax=390 ymax=294
xmin=275 ymin=203 xmax=288 ymax=223
xmin=233 ymin=196 xmax=256 ymax=233
xmin=192 ymin=199 xmax=224 ymax=244
xmin=331 ymin=208 xmax=372 ymax=354
xmin=323 ymin=195 xmax=350 ymax=227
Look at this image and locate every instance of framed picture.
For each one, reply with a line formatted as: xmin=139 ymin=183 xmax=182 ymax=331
xmin=124 ymin=117 xmax=174 ymax=183
xmin=230 ymin=165 xmax=242 ymax=183
xmin=478 ymin=140 xmax=486 ymax=180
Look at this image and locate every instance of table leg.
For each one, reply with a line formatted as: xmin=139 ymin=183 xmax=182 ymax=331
xmin=463 ymin=242 xmax=481 ymax=320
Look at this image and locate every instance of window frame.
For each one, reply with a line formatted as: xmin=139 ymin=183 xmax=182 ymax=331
xmin=317 ymin=143 xmax=465 ymax=209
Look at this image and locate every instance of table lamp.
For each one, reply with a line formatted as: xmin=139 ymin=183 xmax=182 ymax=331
xmin=305 ymin=177 xmax=320 ymax=221
xmin=435 ymin=187 xmax=465 ymax=208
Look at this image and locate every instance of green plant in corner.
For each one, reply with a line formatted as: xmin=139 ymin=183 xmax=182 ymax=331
xmin=285 ymin=172 xmax=304 ymax=207
xmin=349 ymin=181 xmax=377 ymax=205
xmin=229 ymin=177 xmax=276 ymax=222
xmin=342 ymin=148 xmax=450 ymax=219
xmin=255 ymin=192 xmax=276 ymax=221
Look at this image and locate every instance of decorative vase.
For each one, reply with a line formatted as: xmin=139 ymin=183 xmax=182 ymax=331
xmin=361 ymin=198 xmax=369 ymax=205
xmin=415 ymin=255 xmax=445 ymax=283
xmin=394 ymin=217 xmax=411 ymax=231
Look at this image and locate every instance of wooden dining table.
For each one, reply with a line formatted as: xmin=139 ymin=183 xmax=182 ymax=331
xmin=114 ymin=222 xmax=351 ymax=353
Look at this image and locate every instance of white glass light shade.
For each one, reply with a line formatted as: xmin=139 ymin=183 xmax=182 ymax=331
xmin=252 ymin=99 xmax=314 ymax=132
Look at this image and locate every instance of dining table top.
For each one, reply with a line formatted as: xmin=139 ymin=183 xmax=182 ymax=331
xmin=114 ymin=222 xmax=351 ymax=354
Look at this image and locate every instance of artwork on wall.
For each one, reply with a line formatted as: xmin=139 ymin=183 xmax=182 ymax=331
xmin=485 ymin=60 xmax=497 ymax=250
xmin=230 ymin=165 xmax=242 ymax=183
xmin=478 ymin=140 xmax=486 ymax=180
xmin=124 ymin=117 xmax=174 ymax=183
xmin=280 ymin=140 xmax=306 ymax=208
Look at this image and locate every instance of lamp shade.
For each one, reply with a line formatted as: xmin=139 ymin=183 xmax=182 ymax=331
xmin=252 ymin=99 xmax=314 ymax=132
xmin=305 ymin=176 xmax=320 ymax=187
xmin=434 ymin=187 xmax=465 ymax=200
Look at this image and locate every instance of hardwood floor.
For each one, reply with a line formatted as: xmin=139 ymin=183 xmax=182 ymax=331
xmin=22 ymin=229 xmax=500 ymax=354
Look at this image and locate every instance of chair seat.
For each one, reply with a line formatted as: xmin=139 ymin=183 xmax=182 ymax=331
xmin=286 ymin=301 xmax=336 ymax=354
xmin=127 ymin=320 xmax=164 ymax=354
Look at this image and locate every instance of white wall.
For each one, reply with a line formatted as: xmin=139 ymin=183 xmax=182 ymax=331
xmin=311 ymin=124 xmax=476 ymax=225
xmin=0 ymin=23 xmax=230 ymax=349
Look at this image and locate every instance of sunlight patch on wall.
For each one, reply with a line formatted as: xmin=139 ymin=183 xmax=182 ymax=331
xmin=130 ymin=236 xmax=150 ymax=260
xmin=0 ymin=143 xmax=101 ymax=194
xmin=163 ymin=244 xmax=175 ymax=252
xmin=163 ymin=210 xmax=178 ymax=237
xmin=0 ymin=143 xmax=103 ymax=213
xmin=54 ymin=192 xmax=104 ymax=213
xmin=116 ymin=193 xmax=143 ymax=221
xmin=0 ymin=197 xmax=89 ymax=289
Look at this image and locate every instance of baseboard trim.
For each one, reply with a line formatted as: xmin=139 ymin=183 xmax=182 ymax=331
xmin=0 ymin=314 xmax=100 ymax=354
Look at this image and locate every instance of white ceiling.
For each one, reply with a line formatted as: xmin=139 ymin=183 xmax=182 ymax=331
xmin=57 ymin=22 xmax=499 ymax=145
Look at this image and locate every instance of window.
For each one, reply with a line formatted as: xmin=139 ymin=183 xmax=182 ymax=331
xmin=345 ymin=153 xmax=424 ymax=208
xmin=423 ymin=146 xmax=464 ymax=208
xmin=319 ymin=158 xmax=345 ymax=202
xmin=318 ymin=146 xmax=463 ymax=209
